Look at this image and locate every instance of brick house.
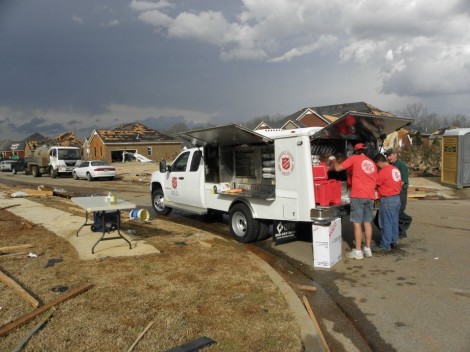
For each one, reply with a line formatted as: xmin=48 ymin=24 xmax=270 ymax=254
xmin=85 ymin=123 xmax=181 ymax=163
xmin=255 ymin=102 xmax=395 ymax=130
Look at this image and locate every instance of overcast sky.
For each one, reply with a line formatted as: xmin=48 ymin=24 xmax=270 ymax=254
xmin=1 ymin=0 xmax=470 ymax=140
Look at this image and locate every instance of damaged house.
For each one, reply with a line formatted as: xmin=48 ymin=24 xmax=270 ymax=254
xmin=85 ymin=123 xmax=181 ymax=163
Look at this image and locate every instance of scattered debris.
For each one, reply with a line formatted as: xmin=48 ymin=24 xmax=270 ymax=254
xmin=175 ymin=241 xmax=187 ymax=247
xmin=0 ymin=204 xmax=21 ymax=210
xmin=10 ymin=192 xmax=29 ymax=198
xmin=197 ymin=240 xmax=214 ymax=248
xmin=0 ymin=244 xmax=33 ymax=252
xmin=51 ymin=285 xmax=69 ymax=293
xmin=166 ymin=336 xmax=216 ymax=352
xmin=45 ymin=258 xmax=63 ymax=268
xmin=27 ymin=253 xmax=38 ymax=258
xmin=297 ymin=284 xmax=317 ymax=293
xmin=0 ymin=270 xmax=40 ymax=307
xmin=127 ymin=321 xmax=155 ymax=352
xmin=0 ymin=282 xmax=94 ymax=337
xmin=302 ymin=295 xmax=330 ymax=352
xmin=11 ymin=307 xmax=55 ymax=352
xmin=452 ymin=289 xmax=470 ymax=298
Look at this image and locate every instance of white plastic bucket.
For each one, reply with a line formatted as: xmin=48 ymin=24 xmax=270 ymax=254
xmin=129 ymin=209 xmax=150 ymax=222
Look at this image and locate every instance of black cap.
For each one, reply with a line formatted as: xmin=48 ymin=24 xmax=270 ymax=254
xmin=384 ymin=148 xmax=395 ymax=155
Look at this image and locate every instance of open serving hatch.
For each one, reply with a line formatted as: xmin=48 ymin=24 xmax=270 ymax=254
xmin=310 ymin=112 xmax=414 ymax=141
xmin=174 ymin=124 xmax=273 ymax=148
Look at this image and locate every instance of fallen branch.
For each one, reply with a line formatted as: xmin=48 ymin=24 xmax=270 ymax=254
xmin=127 ymin=321 xmax=155 ymax=352
xmin=302 ymin=295 xmax=330 ymax=352
xmin=0 ymin=282 xmax=94 ymax=337
xmin=0 ymin=270 xmax=39 ymax=307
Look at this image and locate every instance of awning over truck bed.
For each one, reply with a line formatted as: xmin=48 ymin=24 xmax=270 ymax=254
xmin=311 ymin=112 xmax=413 ymax=141
xmin=175 ymin=124 xmax=273 ymax=147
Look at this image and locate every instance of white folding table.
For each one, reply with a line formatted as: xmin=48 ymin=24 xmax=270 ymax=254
xmin=71 ymin=196 xmax=136 ymax=254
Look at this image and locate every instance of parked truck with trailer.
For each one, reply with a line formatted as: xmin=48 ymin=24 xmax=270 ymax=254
xmin=150 ymin=112 xmax=412 ymax=243
xmin=27 ymin=145 xmax=82 ymax=178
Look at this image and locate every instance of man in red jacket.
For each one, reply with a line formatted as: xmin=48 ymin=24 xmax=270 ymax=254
xmin=329 ymin=143 xmax=377 ymax=260
xmin=372 ymin=153 xmax=402 ymax=252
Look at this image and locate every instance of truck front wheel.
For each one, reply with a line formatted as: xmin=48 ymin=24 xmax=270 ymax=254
xmin=229 ymin=204 xmax=259 ymax=243
xmin=152 ymin=189 xmax=172 ymax=215
xmin=49 ymin=167 xmax=57 ymax=178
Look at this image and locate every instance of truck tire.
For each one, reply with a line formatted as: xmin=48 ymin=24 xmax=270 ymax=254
xmin=49 ymin=167 xmax=57 ymax=178
xmin=72 ymin=171 xmax=78 ymax=180
xmin=32 ymin=166 xmax=42 ymax=177
xmin=12 ymin=167 xmax=17 ymax=175
xmin=229 ymin=203 xmax=259 ymax=243
xmin=86 ymin=172 xmax=93 ymax=181
xmin=152 ymin=189 xmax=172 ymax=215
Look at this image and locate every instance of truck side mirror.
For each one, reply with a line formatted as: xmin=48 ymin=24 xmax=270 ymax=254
xmin=159 ymin=160 xmax=167 ymax=173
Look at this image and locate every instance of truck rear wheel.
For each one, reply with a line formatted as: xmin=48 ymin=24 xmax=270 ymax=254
xmin=152 ymin=189 xmax=172 ymax=215
xmin=229 ymin=203 xmax=259 ymax=243
xmin=32 ymin=166 xmax=42 ymax=177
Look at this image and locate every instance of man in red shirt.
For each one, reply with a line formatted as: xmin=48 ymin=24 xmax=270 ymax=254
xmin=329 ymin=143 xmax=377 ymax=260
xmin=372 ymin=153 xmax=402 ymax=252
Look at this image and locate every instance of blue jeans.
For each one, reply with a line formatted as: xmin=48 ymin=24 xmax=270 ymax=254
xmin=378 ymin=195 xmax=401 ymax=249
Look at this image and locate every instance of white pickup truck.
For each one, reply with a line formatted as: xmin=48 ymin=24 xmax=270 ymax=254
xmin=150 ymin=112 xmax=412 ymax=243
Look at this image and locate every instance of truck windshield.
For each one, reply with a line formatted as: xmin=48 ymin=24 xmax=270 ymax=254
xmin=58 ymin=149 xmax=81 ymax=160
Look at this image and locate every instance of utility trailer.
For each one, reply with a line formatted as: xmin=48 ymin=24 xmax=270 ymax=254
xmin=150 ymin=112 xmax=412 ymax=243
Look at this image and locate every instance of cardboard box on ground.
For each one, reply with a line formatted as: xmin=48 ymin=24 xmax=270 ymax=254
xmin=312 ymin=218 xmax=342 ymax=268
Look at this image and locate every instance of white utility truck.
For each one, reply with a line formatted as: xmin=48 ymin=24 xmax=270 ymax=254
xmin=150 ymin=112 xmax=412 ymax=243
xmin=27 ymin=145 xmax=82 ymax=178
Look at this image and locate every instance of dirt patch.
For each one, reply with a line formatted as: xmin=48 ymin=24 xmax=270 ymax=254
xmin=0 ymin=189 xmax=302 ymax=351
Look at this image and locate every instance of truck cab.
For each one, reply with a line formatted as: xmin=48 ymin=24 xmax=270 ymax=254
xmin=150 ymin=112 xmax=412 ymax=243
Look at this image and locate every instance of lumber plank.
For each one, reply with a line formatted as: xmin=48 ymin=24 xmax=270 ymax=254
xmin=297 ymin=284 xmax=317 ymax=292
xmin=0 ymin=283 xmax=94 ymax=337
xmin=0 ymin=252 xmax=28 ymax=258
xmin=127 ymin=321 xmax=155 ymax=352
xmin=0 ymin=270 xmax=39 ymax=307
xmin=11 ymin=308 xmax=55 ymax=352
xmin=302 ymin=295 xmax=330 ymax=352
xmin=0 ymin=244 xmax=33 ymax=252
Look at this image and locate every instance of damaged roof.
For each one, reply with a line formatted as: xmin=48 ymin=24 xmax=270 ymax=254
xmin=94 ymin=122 xmax=178 ymax=144
xmin=269 ymin=101 xmax=396 ymax=129
xmin=55 ymin=132 xmax=83 ymax=148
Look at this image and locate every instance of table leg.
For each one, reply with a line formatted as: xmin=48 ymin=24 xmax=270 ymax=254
xmin=91 ymin=211 xmax=132 ymax=254
xmin=76 ymin=211 xmax=91 ymax=237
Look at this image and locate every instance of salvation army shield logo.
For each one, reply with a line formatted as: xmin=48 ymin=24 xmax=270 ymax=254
xmin=282 ymin=157 xmax=290 ymax=170
xmin=278 ymin=151 xmax=295 ymax=176
xmin=172 ymin=177 xmax=177 ymax=189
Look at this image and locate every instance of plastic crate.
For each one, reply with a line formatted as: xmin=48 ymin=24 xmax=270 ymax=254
xmin=314 ymin=180 xmax=342 ymax=206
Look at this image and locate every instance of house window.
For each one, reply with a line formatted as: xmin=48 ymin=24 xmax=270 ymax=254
xmin=100 ymin=146 xmax=103 ymax=157
xmin=94 ymin=147 xmax=97 ymax=157
xmin=147 ymin=147 xmax=152 ymax=156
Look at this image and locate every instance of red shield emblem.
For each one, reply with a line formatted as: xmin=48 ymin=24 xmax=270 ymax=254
xmin=172 ymin=177 xmax=177 ymax=189
xmin=282 ymin=157 xmax=291 ymax=170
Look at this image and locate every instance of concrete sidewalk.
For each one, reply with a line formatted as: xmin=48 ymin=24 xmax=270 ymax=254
xmin=0 ymin=193 xmax=159 ymax=260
